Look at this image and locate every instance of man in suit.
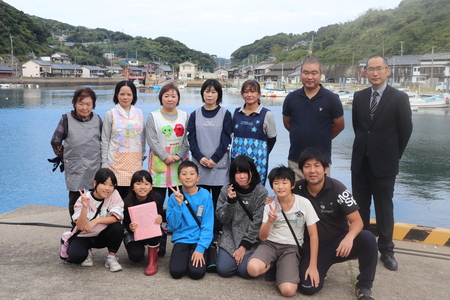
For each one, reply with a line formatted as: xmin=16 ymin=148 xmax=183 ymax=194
xmin=351 ymin=55 xmax=413 ymax=271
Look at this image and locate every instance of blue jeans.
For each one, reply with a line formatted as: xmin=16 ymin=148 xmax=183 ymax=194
xmin=216 ymin=248 xmax=252 ymax=278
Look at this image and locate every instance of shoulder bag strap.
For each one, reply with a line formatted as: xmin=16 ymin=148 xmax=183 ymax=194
xmin=68 ymin=199 xmax=105 ymax=243
xmin=182 ymin=192 xmax=201 ymax=227
xmin=281 ymin=210 xmax=302 ymax=253
xmin=235 ymin=194 xmax=253 ymax=221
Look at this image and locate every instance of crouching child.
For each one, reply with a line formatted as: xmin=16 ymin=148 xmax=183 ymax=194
xmin=167 ymin=161 xmax=214 ymax=280
xmin=247 ymin=166 xmax=320 ymax=296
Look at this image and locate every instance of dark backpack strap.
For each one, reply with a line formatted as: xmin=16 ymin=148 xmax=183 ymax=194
xmin=236 ymin=194 xmax=253 ymax=221
xmin=68 ymin=199 xmax=105 ymax=243
xmin=281 ymin=210 xmax=302 ymax=253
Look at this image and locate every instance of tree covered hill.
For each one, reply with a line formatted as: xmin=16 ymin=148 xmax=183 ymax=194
xmin=231 ymin=0 xmax=450 ymax=64
xmin=0 ymin=0 xmax=216 ymax=69
xmin=0 ymin=1 xmax=50 ymax=59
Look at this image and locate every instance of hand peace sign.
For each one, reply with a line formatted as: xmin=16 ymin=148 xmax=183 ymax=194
xmin=169 ymin=185 xmax=184 ymax=205
xmin=78 ymin=189 xmax=90 ymax=209
xmin=227 ymin=184 xmax=237 ymax=199
xmin=268 ymin=203 xmax=278 ymax=223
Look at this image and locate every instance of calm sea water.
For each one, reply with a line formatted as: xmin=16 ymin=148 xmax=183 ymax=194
xmin=0 ymin=86 xmax=449 ymax=228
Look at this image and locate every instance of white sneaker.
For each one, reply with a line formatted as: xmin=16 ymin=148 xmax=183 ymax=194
xmin=105 ymin=256 xmax=122 ymax=272
xmin=81 ymin=251 xmax=93 ymax=267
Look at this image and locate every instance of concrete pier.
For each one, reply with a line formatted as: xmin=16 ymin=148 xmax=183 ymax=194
xmin=1 ymin=205 xmax=449 ymax=299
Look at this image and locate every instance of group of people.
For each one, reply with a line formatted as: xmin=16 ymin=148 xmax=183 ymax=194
xmin=50 ymin=54 xmax=412 ymax=299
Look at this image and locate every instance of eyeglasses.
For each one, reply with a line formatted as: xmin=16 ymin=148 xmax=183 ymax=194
xmin=366 ymin=67 xmax=388 ymax=73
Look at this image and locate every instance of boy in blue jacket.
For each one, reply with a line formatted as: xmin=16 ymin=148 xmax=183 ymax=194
xmin=167 ymin=160 xmax=214 ymax=279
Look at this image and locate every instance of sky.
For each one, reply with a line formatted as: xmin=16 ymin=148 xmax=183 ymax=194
xmin=6 ymin=0 xmax=404 ymax=58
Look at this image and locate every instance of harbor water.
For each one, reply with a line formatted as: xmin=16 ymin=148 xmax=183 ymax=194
xmin=0 ymin=86 xmax=449 ymax=228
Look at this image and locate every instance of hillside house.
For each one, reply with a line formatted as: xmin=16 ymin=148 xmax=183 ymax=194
xmin=214 ymin=67 xmax=228 ymax=79
xmin=0 ymin=65 xmax=13 ymax=77
xmin=358 ymin=52 xmax=450 ymax=87
xmin=82 ymin=65 xmax=106 ymax=78
xmin=127 ymin=58 xmax=140 ymax=66
xmin=50 ymin=64 xmax=82 ymax=77
xmin=260 ymin=61 xmax=302 ymax=82
xmin=178 ymin=61 xmax=197 ymax=81
xmin=253 ymin=63 xmax=274 ymax=82
xmin=51 ymin=53 xmax=71 ymax=64
xmin=155 ymin=65 xmax=173 ymax=78
xmin=227 ymin=68 xmax=240 ymax=79
xmin=22 ymin=60 xmax=52 ymax=77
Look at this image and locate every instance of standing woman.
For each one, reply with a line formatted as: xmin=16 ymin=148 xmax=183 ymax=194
xmin=102 ymin=80 xmax=145 ymax=200
xmin=231 ymin=80 xmax=277 ymax=185
xmin=215 ymin=155 xmax=267 ymax=278
xmin=50 ymin=87 xmax=102 ymax=222
xmin=187 ymin=79 xmax=232 ymax=236
xmin=145 ymin=83 xmax=190 ymax=204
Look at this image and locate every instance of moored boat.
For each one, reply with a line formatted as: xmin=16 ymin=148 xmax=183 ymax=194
xmin=409 ymin=93 xmax=450 ymax=109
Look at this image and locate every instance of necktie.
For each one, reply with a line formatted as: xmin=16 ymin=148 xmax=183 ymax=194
xmin=370 ymin=91 xmax=379 ymax=120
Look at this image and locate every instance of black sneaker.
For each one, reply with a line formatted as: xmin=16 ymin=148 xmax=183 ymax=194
xmin=356 ymin=288 xmax=374 ymax=300
xmin=265 ymin=263 xmax=276 ymax=281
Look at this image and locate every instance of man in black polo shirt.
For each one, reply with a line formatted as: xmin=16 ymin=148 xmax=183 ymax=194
xmin=294 ymin=147 xmax=377 ymax=300
xmin=282 ymin=57 xmax=344 ymax=181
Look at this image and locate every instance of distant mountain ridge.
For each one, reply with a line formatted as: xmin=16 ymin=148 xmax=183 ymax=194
xmin=2 ymin=0 xmax=449 ymax=67
xmin=0 ymin=0 xmax=216 ymax=68
xmin=231 ymin=0 xmax=450 ymax=64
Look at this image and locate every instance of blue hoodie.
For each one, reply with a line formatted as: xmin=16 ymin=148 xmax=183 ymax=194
xmin=167 ymin=187 xmax=214 ymax=254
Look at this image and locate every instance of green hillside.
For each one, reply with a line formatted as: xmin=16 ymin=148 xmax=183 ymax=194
xmin=0 ymin=0 xmax=216 ymax=69
xmin=231 ymin=0 xmax=450 ymax=64
xmin=0 ymin=1 xmax=51 ymax=59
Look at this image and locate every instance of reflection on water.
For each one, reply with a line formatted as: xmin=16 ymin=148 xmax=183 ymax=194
xmin=0 ymin=87 xmax=449 ymax=228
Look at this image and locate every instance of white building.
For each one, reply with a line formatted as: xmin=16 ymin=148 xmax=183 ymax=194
xmin=178 ymin=61 xmax=197 ymax=81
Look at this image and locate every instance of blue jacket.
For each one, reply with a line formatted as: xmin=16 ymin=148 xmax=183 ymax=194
xmin=167 ymin=187 xmax=214 ymax=253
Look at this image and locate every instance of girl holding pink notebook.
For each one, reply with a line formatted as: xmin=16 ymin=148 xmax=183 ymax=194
xmin=123 ymin=170 xmax=163 ymax=275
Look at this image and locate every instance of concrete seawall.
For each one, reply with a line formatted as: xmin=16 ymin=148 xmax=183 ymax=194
xmin=0 ymin=77 xmax=121 ymax=86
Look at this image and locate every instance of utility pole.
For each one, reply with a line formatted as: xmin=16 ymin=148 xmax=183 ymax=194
xmin=309 ymin=36 xmax=314 ymax=57
xmin=431 ymin=47 xmax=434 ymax=85
xmin=10 ymin=35 xmax=14 ymax=77
xmin=400 ymin=41 xmax=404 ymax=56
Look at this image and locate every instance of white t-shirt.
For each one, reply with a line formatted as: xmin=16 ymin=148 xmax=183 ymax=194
xmin=263 ymin=194 xmax=319 ymax=246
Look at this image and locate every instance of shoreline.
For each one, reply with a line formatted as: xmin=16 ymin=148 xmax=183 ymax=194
xmin=2 ymin=204 xmax=449 ymax=247
xmin=0 ymin=77 xmax=122 ymax=87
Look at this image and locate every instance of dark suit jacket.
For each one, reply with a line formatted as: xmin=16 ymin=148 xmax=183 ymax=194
xmin=351 ymin=84 xmax=413 ymax=177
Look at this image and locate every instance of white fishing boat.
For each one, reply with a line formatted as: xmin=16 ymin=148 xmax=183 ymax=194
xmin=262 ymin=89 xmax=289 ymax=98
xmin=336 ymin=90 xmax=355 ymax=104
xmin=409 ymin=93 xmax=450 ymax=109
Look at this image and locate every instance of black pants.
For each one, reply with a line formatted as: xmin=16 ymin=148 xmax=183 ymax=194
xmin=115 ymin=186 xmax=130 ymax=201
xmin=67 ymin=222 xmax=123 ymax=264
xmin=125 ymin=235 xmax=162 ymax=262
xmin=299 ymin=230 xmax=378 ymax=295
xmin=352 ymin=156 xmax=396 ymax=254
xmin=199 ymin=185 xmax=223 ymax=233
xmin=169 ymin=243 xmax=207 ymax=280
xmin=68 ymin=191 xmax=80 ymax=225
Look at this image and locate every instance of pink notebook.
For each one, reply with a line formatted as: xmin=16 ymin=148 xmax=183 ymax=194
xmin=128 ymin=202 xmax=162 ymax=241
